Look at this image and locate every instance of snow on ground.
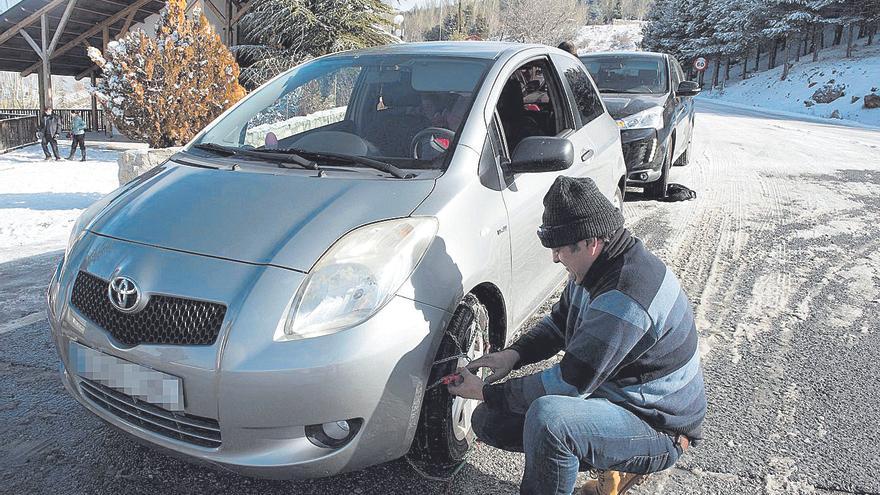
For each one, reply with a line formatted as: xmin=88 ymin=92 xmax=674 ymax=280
xmin=0 ymin=143 xmax=120 ymax=264
xmin=703 ymin=39 xmax=880 ymax=127
xmin=575 ymin=21 xmax=644 ymax=53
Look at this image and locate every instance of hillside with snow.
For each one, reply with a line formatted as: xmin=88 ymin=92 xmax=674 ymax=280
xmin=703 ymin=41 xmax=880 ymax=127
xmin=575 ymin=21 xmax=644 ymax=53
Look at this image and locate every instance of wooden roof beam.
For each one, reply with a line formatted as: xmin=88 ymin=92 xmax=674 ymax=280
xmin=18 ymin=29 xmax=43 ymax=58
xmin=48 ymin=0 xmax=78 ymax=55
xmin=20 ymin=0 xmax=153 ymax=77
xmin=230 ymin=1 xmax=252 ymax=26
xmin=0 ymin=0 xmax=67 ymax=47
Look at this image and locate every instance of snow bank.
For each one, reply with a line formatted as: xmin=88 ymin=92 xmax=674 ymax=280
xmin=0 ymin=144 xmax=120 ymax=264
xmin=703 ymin=40 xmax=880 ymax=127
xmin=575 ymin=21 xmax=644 ymax=54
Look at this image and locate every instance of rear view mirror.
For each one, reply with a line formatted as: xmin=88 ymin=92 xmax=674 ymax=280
xmin=507 ymin=136 xmax=574 ymax=174
xmin=676 ymin=81 xmax=701 ymax=97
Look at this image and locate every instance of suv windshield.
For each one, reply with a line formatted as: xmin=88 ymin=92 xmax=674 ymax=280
xmin=579 ymin=55 xmax=668 ymax=94
xmin=193 ymin=54 xmax=492 ymax=170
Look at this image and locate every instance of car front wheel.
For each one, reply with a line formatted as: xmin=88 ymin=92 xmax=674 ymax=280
xmin=408 ymin=294 xmax=489 ymax=472
xmin=645 ymin=147 xmax=671 ymax=199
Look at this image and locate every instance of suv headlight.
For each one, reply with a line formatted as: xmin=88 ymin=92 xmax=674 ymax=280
xmin=616 ymin=106 xmax=664 ymax=130
xmin=276 ymin=217 xmax=439 ymax=341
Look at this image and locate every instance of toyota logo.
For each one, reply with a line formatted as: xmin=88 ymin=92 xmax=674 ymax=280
xmin=108 ymin=276 xmax=141 ymax=313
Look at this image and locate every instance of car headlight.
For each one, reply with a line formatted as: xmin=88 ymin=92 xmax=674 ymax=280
xmin=616 ymin=107 xmax=664 ymax=130
xmin=276 ymin=217 xmax=439 ymax=341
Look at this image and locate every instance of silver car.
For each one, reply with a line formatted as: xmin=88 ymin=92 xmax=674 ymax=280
xmin=47 ymin=42 xmax=626 ymax=478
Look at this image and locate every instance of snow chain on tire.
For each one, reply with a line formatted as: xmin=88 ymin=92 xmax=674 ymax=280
xmin=406 ymin=294 xmax=490 ymax=480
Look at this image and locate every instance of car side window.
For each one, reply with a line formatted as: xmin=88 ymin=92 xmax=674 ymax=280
xmin=494 ymin=58 xmax=569 ymax=156
xmin=554 ymin=56 xmax=604 ymax=126
xmin=671 ymin=59 xmax=685 ymax=88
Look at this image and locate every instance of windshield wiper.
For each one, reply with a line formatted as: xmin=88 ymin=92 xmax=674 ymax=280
xmin=192 ymin=143 xmax=321 ymax=172
xmin=278 ymin=148 xmax=414 ymax=179
xmin=193 ymin=142 xmax=237 ymax=156
xmin=598 ymin=88 xmax=643 ymax=94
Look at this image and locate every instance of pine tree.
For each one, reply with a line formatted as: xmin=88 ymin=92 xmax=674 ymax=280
xmin=236 ymin=0 xmax=395 ymax=86
xmin=88 ymin=0 xmax=246 ymax=148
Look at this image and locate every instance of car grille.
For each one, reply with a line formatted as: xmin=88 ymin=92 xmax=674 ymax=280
xmin=622 ymin=138 xmax=655 ymax=167
xmin=79 ymin=378 xmax=222 ymax=448
xmin=70 ymin=271 xmax=227 ymax=346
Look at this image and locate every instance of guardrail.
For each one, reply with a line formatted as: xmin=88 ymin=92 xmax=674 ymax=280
xmin=0 ymin=113 xmax=39 ymax=153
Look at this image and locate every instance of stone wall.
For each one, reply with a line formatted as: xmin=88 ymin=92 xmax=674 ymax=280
xmin=117 ymin=147 xmax=181 ymax=185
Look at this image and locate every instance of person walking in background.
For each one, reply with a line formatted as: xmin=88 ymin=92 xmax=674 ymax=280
xmin=67 ymin=114 xmax=87 ymax=161
xmin=39 ymin=106 xmax=61 ymax=160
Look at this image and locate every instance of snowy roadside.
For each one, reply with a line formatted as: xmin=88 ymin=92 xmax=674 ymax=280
xmin=0 ymin=143 xmax=120 ymax=264
xmin=702 ymin=40 xmax=880 ymax=127
xmin=695 ymin=96 xmax=880 ymax=131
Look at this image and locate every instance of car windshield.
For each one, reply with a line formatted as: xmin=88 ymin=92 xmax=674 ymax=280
xmin=579 ymin=56 xmax=668 ymax=94
xmin=192 ymin=54 xmax=492 ymax=171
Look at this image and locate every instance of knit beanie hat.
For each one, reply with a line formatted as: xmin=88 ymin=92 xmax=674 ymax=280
xmin=538 ymin=176 xmax=623 ymax=248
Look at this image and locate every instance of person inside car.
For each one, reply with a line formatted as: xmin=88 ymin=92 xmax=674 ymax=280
xmin=497 ymin=79 xmax=543 ymax=151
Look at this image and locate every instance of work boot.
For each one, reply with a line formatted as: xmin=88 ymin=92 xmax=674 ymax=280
xmin=577 ymin=470 xmax=649 ymax=495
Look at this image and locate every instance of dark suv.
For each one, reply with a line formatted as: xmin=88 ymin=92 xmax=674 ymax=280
xmin=580 ymin=51 xmax=700 ymax=198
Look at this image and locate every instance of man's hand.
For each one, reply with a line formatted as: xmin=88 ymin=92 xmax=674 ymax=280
xmin=447 ymin=367 xmax=485 ymax=400
xmin=466 ymin=349 xmax=520 ymax=384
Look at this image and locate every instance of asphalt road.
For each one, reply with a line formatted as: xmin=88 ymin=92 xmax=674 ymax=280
xmin=2 ymin=101 xmax=880 ymax=494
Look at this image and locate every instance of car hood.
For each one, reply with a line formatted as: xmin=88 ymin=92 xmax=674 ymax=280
xmin=88 ymin=162 xmax=435 ymax=272
xmin=601 ymin=93 xmax=667 ymax=119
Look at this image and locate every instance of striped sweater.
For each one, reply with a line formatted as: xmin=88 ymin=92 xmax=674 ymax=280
xmin=483 ymin=234 xmax=706 ymax=440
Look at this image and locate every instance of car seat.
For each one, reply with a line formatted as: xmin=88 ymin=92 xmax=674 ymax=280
xmin=638 ymin=69 xmax=658 ymax=87
xmin=363 ymin=78 xmax=429 ymax=157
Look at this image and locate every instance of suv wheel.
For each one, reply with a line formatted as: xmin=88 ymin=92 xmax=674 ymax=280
xmin=645 ymin=149 xmax=671 ymax=199
xmin=409 ymin=294 xmax=489 ymax=471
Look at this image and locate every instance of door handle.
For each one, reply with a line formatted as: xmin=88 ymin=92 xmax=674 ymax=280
xmin=581 ymin=149 xmax=594 ymax=162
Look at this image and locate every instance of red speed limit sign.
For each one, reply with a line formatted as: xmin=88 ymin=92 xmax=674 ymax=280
xmin=693 ymin=57 xmax=708 ymax=71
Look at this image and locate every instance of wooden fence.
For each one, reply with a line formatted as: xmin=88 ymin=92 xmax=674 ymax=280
xmin=0 ymin=108 xmax=108 ymax=133
xmin=0 ymin=108 xmax=109 ymax=153
xmin=0 ymin=113 xmax=39 ymax=153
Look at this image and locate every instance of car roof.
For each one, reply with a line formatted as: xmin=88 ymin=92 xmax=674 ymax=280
xmin=328 ymin=41 xmax=542 ymax=60
xmin=579 ymin=51 xmax=667 ymax=59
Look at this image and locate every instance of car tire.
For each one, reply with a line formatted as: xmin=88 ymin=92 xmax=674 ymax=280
xmin=409 ymin=294 xmax=489 ymax=471
xmin=645 ymin=149 xmax=671 ymax=199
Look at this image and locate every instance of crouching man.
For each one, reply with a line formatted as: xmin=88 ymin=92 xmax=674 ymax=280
xmin=448 ymin=176 xmax=706 ymax=495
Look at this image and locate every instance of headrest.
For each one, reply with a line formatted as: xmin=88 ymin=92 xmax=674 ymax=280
xmin=499 ymin=79 xmax=524 ymax=114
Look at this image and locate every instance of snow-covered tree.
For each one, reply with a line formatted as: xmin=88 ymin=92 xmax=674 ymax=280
xmin=496 ymin=0 xmax=585 ymax=45
xmin=88 ymin=0 xmax=246 ymax=148
xmin=423 ymin=4 xmax=489 ymax=40
xmin=236 ymin=0 xmax=396 ymax=86
xmin=642 ymin=0 xmax=689 ymax=59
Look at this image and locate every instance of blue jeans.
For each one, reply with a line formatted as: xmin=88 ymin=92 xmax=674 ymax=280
xmin=472 ymin=396 xmax=681 ymax=495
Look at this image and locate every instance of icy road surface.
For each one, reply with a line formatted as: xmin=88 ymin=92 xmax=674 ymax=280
xmin=1 ymin=100 xmax=879 ymax=494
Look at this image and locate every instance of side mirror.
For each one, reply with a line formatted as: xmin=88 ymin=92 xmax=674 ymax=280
xmin=507 ymin=136 xmax=574 ymax=174
xmin=676 ymin=81 xmax=701 ymax=98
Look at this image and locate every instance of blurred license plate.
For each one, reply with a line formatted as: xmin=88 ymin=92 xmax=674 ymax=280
xmin=69 ymin=341 xmax=184 ymax=412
